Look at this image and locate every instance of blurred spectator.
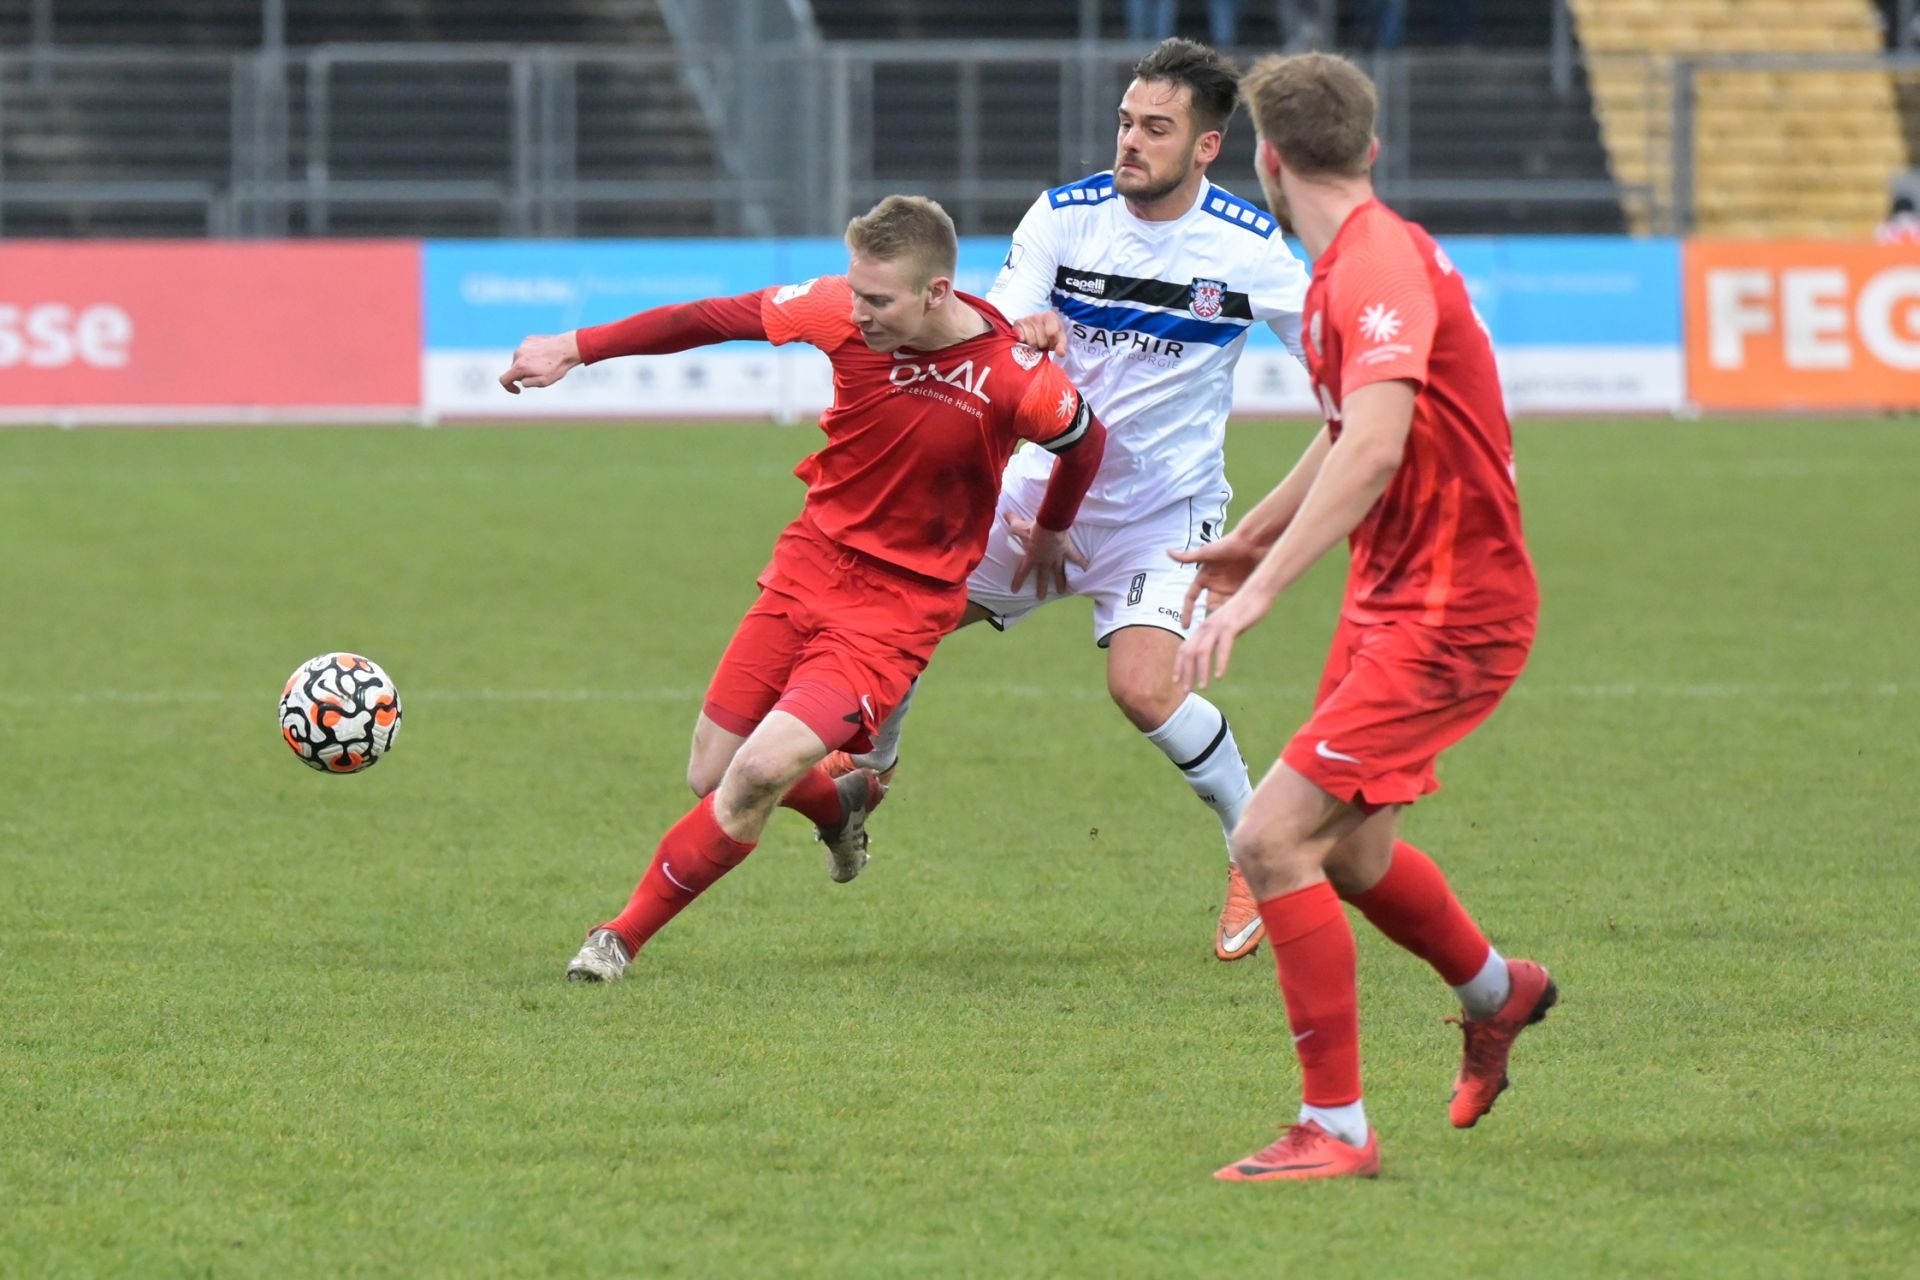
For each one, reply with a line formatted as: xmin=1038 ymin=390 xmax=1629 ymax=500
xmin=1874 ymin=0 xmax=1919 ymax=48
xmin=1876 ymin=194 xmax=1920 ymax=244
xmin=1206 ymin=0 xmax=1247 ymax=45
xmin=1347 ymin=0 xmax=1479 ymax=51
xmin=1436 ymin=0 xmax=1478 ymax=46
xmin=1354 ymin=0 xmax=1406 ymax=49
xmin=1278 ymin=0 xmax=1335 ymax=50
xmin=1126 ymin=0 xmax=1178 ymax=40
xmin=1127 ymin=0 xmax=1246 ymax=45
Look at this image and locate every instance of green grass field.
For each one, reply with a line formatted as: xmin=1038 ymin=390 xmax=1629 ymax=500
xmin=3 ymin=417 xmax=1916 ymax=1277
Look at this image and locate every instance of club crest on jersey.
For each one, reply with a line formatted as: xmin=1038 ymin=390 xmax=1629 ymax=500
xmin=1010 ymin=343 xmax=1043 ymax=370
xmin=1189 ymin=278 xmax=1227 ymax=320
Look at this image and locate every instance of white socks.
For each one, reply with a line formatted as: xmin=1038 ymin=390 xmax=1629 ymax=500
xmin=1143 ymin=694 xmax=1253 ymax=847
xmin=1452 ymin=947 xmax=1513 ymax=1020
xmin=1300 ymin=1101 xmax=1370 ymax=1148
xmin=850 ymin=677 xmax=916 ymax=772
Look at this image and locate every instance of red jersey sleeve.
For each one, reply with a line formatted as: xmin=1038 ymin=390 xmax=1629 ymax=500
xmin=1012 ymin=359 xmax=1106 ymax=531
xmin=760 ymin=275 xmax=860 ymax=352
xmin=1012 ymin=358 xmax=1094 ymax=454
xmin=576 ymin=291 xmax=767 ymax=362
xmin=1331 ymin=219 xmax=1439 ymax=396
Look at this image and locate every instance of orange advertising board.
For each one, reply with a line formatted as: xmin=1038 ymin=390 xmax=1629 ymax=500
xmin=0 ymin=241 xmax=419 ymax=414
xmin=1684 ymin=240 xmax=1920 ymax=410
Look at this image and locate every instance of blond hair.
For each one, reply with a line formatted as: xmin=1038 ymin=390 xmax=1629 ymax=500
xmin=1239 ymin=53 xmax=1377 ymax=179
xmin=844 ymin=195 xmax=959 ymax=287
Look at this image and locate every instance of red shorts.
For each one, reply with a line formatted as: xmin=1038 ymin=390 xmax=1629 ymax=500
xmin=1281 ymin=613 xmax=1535 ymax=809
xmin=703 ymin=521 xmax=967 ymax=754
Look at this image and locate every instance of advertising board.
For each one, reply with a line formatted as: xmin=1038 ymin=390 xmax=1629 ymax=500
xmin=0 ymin=242 xmax=420 ymax=422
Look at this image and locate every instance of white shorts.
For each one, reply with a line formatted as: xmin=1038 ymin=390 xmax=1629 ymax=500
xmin=967 ymin=480 xmax=1230 ymax=646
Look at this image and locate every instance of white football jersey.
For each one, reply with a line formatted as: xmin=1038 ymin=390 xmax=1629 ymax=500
xmin=988 ymin=172 xmax=1309 ymax=524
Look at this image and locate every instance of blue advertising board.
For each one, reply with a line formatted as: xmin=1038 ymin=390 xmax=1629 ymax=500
xmin=422 ymin=235 xmax=1684 ymax=417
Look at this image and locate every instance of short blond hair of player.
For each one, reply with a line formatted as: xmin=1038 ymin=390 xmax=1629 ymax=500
xmin=844 ymin=194 xmax=959 ymax=286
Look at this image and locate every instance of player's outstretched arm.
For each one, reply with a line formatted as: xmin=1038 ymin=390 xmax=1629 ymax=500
xmin=1170 ymin=538 xmax=1262 ymax=629
xmin=501 ymin=292 xmax=774 ymax=395
xmin=499 ymin=331 xmax=583 ymax=394
xmin=1173 ymin=381 xmax=1415 ymax=689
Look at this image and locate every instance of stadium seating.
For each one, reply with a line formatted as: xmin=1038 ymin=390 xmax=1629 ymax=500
xmin=1570 ymin=0 xmax=1910 ymax=237
xmin=809 ymin=0 xmax=1568 ymax=48
xmin=832 ymin=0 xmax=1623 ymax=234
xmin=5 ymin=0 xmax=641 ymax=47
xmin=0 ymin=0 xmax=726 ymax=237
xmin=22 ymin=0 xmax=1903 ymax=239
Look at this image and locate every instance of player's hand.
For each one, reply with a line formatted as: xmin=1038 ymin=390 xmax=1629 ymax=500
xmin=1173 ymin=590 xmax=1271 ymax=691
xmin=1168 ymin=533 xmax=1265 ymax=628
xmin=1012 ymin=310 xmax=1068 ymax=357
xmin=1005 ymin=514 xmax=1088 ymax=600
xmin=499 ymin=331 xmax=583 ymax=394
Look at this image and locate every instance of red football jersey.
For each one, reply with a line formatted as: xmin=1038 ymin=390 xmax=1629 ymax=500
xmin=1302 ymin=200 xmax=1537 ymax=627
xmin=760 ymin=275 xmax=1092 ymax=584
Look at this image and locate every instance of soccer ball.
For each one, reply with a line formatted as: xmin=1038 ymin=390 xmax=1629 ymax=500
xmin=279 ymin=653 xmax=403 ymax=774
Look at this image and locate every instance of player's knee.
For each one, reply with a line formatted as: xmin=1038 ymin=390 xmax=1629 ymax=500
xmin=1228 ymin=823 xmax=1279 ymax=878
xmin=1108 ymin=666 xmax=1183 ymax=732
xmin=722 ymin=745 xmax=798 ymax=806
xmin=1230 ymin=822 xmax=1321 ymax=897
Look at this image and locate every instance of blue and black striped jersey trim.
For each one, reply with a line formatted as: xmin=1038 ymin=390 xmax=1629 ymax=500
xmin=1049 ymin=293 xmax=1248 ymax=348
xmin=1046 ymin=172 xmax=1119 ymax=209
xmin=1200 ymin=187 xmax=1277 ymax=238
xmin=1052 ymin=266 xmax=1255 ymax=321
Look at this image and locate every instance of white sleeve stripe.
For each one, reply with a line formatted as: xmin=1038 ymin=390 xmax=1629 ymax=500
xmin=1040 ymin=397 xmax=1092 ymax=454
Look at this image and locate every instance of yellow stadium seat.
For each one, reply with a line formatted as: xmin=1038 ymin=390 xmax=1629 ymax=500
xmin=1569 ymin=0 xmax=1909 ymax=237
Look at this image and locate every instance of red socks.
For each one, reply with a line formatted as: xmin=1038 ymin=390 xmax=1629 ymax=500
xmin=1258 ymin=881 xmax=1362 ymax=1108
xmin=1346 ymin=840 xmax=1492 ymax=986
xmin=602 ymin=795 xmax=757 ymax=955
xmin=778 ymin=765 xmax=845 ymax=827
xmin=598 ymin=768 xmax=843 ymax=957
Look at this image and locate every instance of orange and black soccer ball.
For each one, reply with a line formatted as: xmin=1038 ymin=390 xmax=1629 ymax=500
xmin=279 ymin=653 xmax=403 ymax=774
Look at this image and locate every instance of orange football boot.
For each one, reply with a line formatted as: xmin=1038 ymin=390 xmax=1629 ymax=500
xmin=1214 ymin=1121 xmax=1380 ymax=1182
xmin=1448 ymin=958 xmax=1558 ymax=1128
xmin=823 ymin=750 xmax=896 ymax=788
xmin=1216 ymin=862 xmax=1265 ymax=960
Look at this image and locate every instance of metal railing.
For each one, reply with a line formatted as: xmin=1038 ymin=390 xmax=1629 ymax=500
xmin=5 ymin=40 xmax=1911 ymax=239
